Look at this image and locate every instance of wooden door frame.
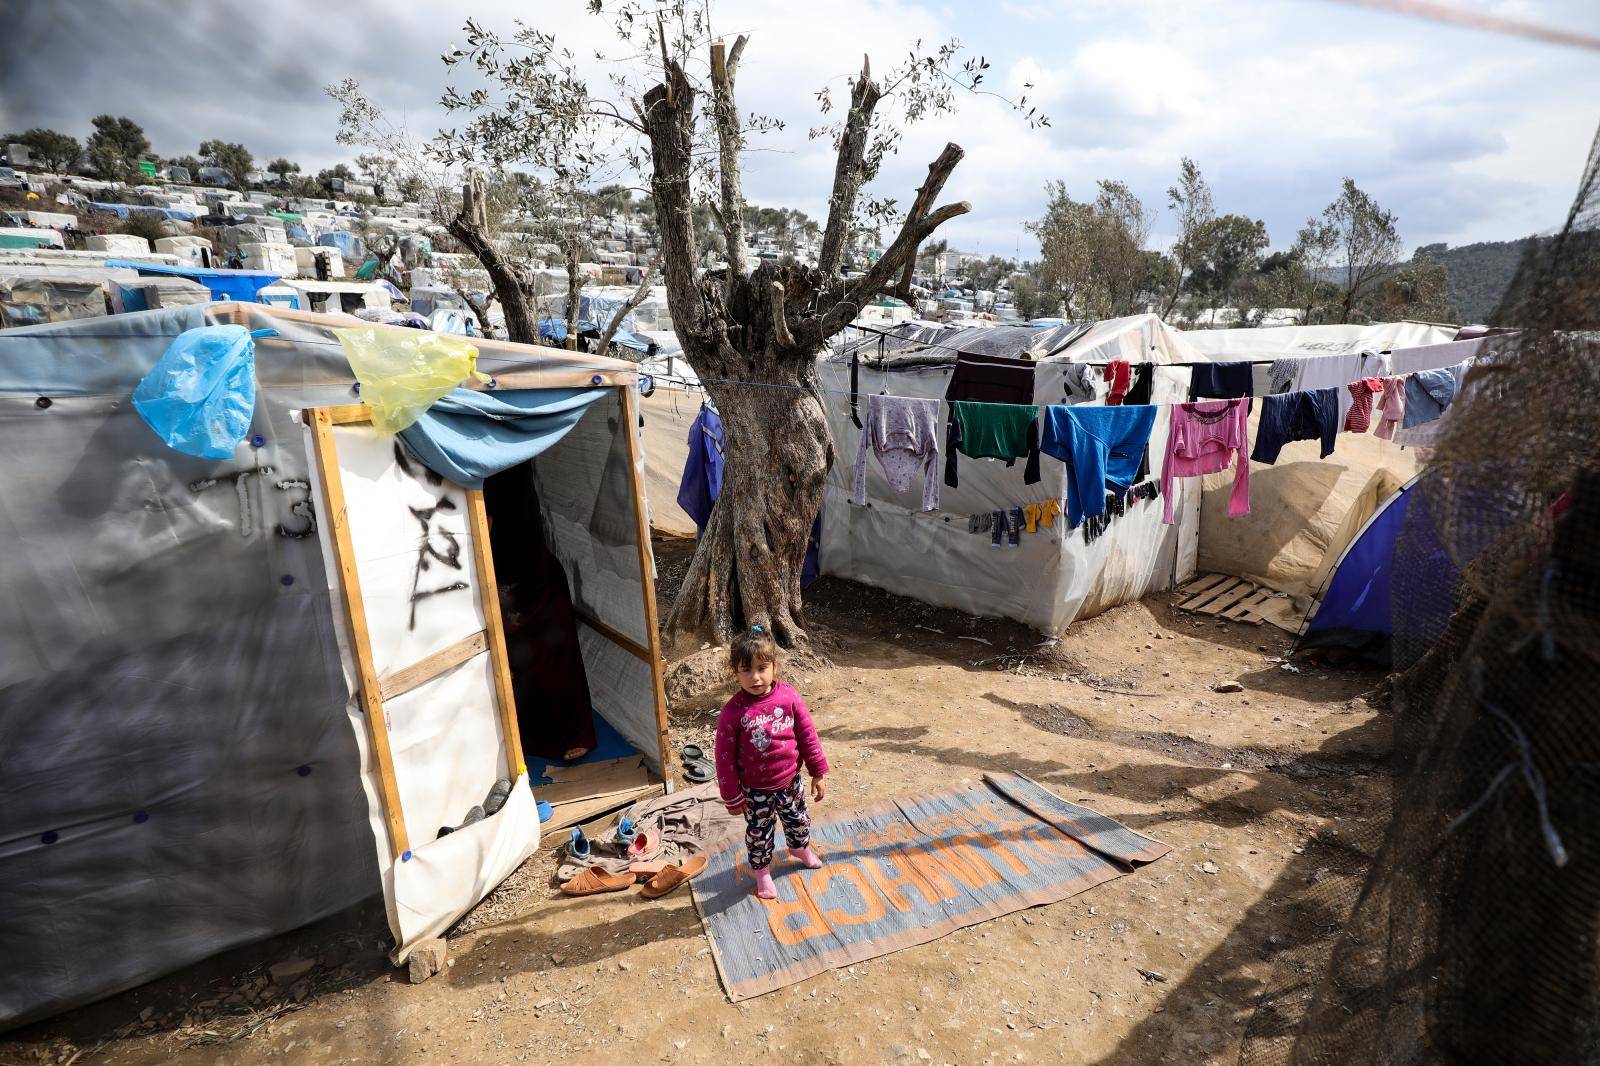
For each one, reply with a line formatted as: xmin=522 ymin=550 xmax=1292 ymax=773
xmin=304 ymin=388 xmax=673 ymax=857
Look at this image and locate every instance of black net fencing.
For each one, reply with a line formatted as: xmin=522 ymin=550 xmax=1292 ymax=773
xmin=1239 ymin=121 xmax=1600 ymax=1064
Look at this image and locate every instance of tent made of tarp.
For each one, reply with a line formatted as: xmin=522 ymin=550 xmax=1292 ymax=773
xmin=817 ymin=314 xmax=1208 ymax=632
xmin=1294 ymin=472 xmax=1425 ymax=664
xmin=1194 ymin=336 xmax=1490 ymax=628
xmin=0 ymin=304 xmax=672 ymax=1029
xmin=103 ymin=258 xmax=282 ymax=302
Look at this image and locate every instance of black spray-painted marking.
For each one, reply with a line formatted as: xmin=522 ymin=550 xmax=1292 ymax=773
xmin=407 ymin=493 xmax=468 ymax=630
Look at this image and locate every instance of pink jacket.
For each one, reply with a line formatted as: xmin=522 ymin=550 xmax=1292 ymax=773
xmin=1373 ymin=376 xmax=1406 ymax=440
xmin=1162 ymin=400 xmax=1251 ymax=524
xmin=714 ymin=681 xmax=829 ymax=809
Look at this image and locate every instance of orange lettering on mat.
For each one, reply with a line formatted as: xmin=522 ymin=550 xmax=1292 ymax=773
xmin=764 ymin=875 xmax=833 ymax=946
xmin=813 ymin=864 xmax=889 ymax=926
xmin=952 ymin=831 xmax=1032 ymax=877
xmin=861 ymin=849 xmax=949 ymax=910
xmin=923 ymin=836 xmax=1003 ymax=889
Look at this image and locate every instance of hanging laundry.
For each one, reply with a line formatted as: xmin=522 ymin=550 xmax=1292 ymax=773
xmin=1403 ymin=365 xmax=1461 ymax=428
xmin=1267 ymin=357 xmax=1299 ymax=395
xmin=1102 ymin=360 xmax=1132 ymax=405
xmin=676 ymin=401 xmax=725 ymax=531
xmin=1040 ymin=405 xmax=1158 ymax=528
xmin=1162 ymin=399 xmax=1250 ymax=524
xmin=1373 ymin=376 xmax=1407 ymax=441
xmin=1188 ymin=361 xmax=1254 ymax=402
xmin=944 ymin=351 xmax=1037 ymax=406
xmin=1252 ymin=387 xmax=1340 ymax=465
xmin=1287 ymin=349 xmax=1390 ymax=425
xmin=1123 ymin=363 xmax=1154 ymax=406
xmin=1061 ymin=363 xmax=1099 ymax=404
xmin=850 ymin=394 xmax=941 ymax=511
xmin=1024 ymin=503 xmax=1040 ymax=533
xmin=944 ymin=401 xmax=1042 ymax=488
xmin=1038 ymin=499 xmax=1061 ymax=529
xmin=1007 ymin=508 xmax=1025 ymax=547
xmin=1343 ymin=377 xmax=1385 ymax=433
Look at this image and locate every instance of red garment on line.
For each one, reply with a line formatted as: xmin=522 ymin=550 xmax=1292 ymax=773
xmin=1103 ymin=360 xmax=1131 ymax=405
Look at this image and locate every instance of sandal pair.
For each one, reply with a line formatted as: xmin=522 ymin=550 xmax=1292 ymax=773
xmin=681 ymin=744 xmax=713 ymax=784
xmin=559 ymin=855 xmax=708 ymax=898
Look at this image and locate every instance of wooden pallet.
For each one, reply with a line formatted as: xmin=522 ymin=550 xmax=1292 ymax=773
xmin=1175 ymin=574 xmax=1278 ymax=625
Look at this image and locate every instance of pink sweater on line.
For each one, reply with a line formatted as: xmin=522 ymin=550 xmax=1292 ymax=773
xmin=714 ymin=681 xmax=829 ymax=808
xmin=1162 ymin=399 xmax=1251 ymax=524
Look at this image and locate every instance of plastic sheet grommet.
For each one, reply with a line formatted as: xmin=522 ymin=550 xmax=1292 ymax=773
xmin=280 ymin=574 xmax=295 ymax=587
xmin=401 ymin=850 xmax=413 ymax=863
xmin=133 ymin=811 xmax=149 ymax=824
xmin=41 ymin=831 xmax=58 ymax=845
xmin=486 ymin=377 xmax=498 ymax=389
xmin=250 ymin=434 xmax=267 ymax=448
xmin=34 ymin=396 xmax=51 ymax=410
xmin=352 ymin=382 xmax=362 ymax=395
xmin=296 ymin=765 xmax=312 ymax=777
xmin=638 ymin=374 xmax=656 ymax=398
xmin=591 ymin=374 xmax=603 ymax=385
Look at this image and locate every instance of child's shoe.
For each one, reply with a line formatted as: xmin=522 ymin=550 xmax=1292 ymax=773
xmin=788 ymin=846 xmax=823 ymax=869
xmin=753 ymin=868 xmax=777 ymax=899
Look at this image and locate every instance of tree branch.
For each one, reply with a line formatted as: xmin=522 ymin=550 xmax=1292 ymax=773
xmin=891 ymin=142 xmax=964 ymax=302
xmin=641 ymin=60 xmax=705 ymax=342
xmin=819 ymin=198 xmax=970 ymax=339
xmin=770 ymin=280 xmax=796 ymax=350
xmin=816 ymin=55 xmax=884 ymax=277
xmin=447 ymin=174 xmax=539 ymax=345
xmin=595 ymin=269 xmax=657 ymax=355
xmin=710 ymin=36 xmax=750 ymax=287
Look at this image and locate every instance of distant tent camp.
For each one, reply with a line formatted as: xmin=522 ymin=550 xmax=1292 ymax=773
xmin=1296 ymin=473 xmax=1423 ymax=664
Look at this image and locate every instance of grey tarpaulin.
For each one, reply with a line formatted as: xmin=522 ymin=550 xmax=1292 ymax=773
xmin=0 ymin=304 xmax=665 ymax=1027
xmin=0 ymin=305 xmax=376 ymax=1029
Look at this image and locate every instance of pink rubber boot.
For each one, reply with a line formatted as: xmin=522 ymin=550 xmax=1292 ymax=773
xmin=788 ymin=846 xmax=824 ymax=869
xmin=753 ymin=868 xmax=777 ymax=899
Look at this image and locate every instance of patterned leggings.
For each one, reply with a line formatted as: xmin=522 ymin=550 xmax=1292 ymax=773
xmin=743 ymin=774 xmax=811 ymax=871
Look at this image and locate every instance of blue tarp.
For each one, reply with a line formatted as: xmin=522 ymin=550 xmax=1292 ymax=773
xmin=89 ymin=202 xmax=196 ymax=222
xmin=104 ymin=260 xmax=282 ymax=303
xmin=317 ymin=231 xmax=362 ymax=261
xmin=396 ymin=386 xmax=608 ymax=490
xmin=1298 ymin=475 xmax=1434 ymax=665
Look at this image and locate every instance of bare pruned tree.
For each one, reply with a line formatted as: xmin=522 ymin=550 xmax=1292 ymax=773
xmin=338 ymin=5 xmax=1045 ymax=648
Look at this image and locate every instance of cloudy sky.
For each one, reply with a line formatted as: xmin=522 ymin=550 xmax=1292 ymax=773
xmin=2 ymin=0 xmax=1596 ymax=258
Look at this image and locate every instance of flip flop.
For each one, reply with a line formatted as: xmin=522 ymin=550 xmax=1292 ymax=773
xmin=626 ymin=827 xmax=661 ymax=859
xmin=682 ymin=757 xmax=714 ymax=783
xmin=681 ymin=744 xmax=705 ymax=762
xmin=560 ymin=866 xmax=634 ymax=896
xmin=639 ymin=855 xmax=709 ymax=899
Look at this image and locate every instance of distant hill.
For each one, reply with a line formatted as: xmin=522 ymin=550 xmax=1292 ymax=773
xmin=1413 ymin=238 xmax=1538 ymax=323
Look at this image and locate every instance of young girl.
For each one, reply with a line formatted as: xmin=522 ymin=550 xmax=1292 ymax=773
xmin=714 ymin=627 xmax=829 ymax=900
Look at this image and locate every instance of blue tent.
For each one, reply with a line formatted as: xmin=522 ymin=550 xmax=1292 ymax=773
xmin=1297 ymin=474 xmax=1423 ymax=664
xmin=104 ymin=260 xmax=282 ymax=303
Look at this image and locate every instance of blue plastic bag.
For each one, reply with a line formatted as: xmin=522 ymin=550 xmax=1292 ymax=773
xmin=132 ymin=325 xmax=268 ymax=460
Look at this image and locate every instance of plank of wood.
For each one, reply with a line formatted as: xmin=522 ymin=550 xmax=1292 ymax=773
xmin=465 ymin=487 xmax=525 ymax=782
xmin=379 ymin=630 xmax=488 ymax=701
xmin=541 ymin=783 xmax=662 ymax=835
xmin=1177 ymin=572 xmax=1231 ymax=599
xmin=541 ymin=755 xmax=647 ymax=785
xmin=1196 ymin=581 xmax=1256 ymax=616
xmin=310 ymin=408 xmax=410 ymax=859
xmin=1223 ymin=590 xmax=1274 ymax=621
xmin=574 ymin=607 xmax=652 ymax=664
xmin=1180 ymin=577 xmax=1243 ymax=612
xmin=534 ymin=759 xmax=652 ymax=807
xmin=618 ymin=384 xmax=674 ymax=775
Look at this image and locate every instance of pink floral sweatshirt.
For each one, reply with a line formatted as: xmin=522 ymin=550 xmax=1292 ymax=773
xmin=714 ymin=681 xmax=829 ymax=810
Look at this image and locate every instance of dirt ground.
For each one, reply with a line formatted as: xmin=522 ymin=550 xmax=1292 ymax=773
xmin=3 ymin=534 xmax=1391 ymax=1065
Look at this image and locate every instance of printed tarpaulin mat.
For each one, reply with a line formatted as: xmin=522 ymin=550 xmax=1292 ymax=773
xmin=690 ymin=772 xmax=1171 ymax=1001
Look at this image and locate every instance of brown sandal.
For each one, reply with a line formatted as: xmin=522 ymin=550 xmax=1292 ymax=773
xmin=639 ymin=855 xmax=708 ymax=899
xmin=560 ymin=866 xmax=635 ymax=896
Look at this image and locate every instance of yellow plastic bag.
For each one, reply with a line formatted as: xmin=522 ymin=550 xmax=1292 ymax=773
xmin=332 ymin=327 xmax=482 ymax=435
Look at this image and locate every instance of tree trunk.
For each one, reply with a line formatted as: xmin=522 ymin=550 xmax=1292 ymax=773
xmin=564 ymin=238 xmax=582 ymax=350
xmin=666 ymin=314 xmax=832 ymax=648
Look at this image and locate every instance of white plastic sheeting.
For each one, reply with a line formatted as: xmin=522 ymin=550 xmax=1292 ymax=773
xmin=818 ymin=315 xmax=1203 ymax=633
xmin=1179 ymin=321 xmax=1456 ymax=360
